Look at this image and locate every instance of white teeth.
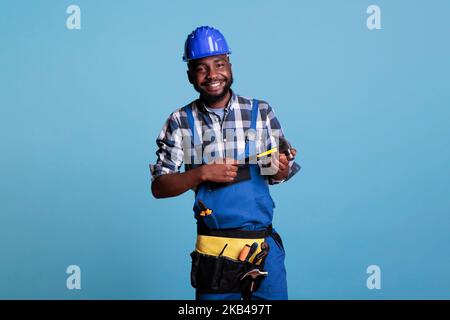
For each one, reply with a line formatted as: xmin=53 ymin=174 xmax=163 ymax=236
xmin=208 ymin=82 xmax=221 ymax=87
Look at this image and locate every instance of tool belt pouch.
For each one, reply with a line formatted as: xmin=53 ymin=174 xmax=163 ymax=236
xmin=190 ymin=251 xmax=247 ymax=293
xmin=190 ymin=251 xmax=266 ymax=294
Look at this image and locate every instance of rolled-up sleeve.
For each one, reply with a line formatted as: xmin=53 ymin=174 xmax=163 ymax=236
xmin=149 ymin=112 xmax=184 ymax=181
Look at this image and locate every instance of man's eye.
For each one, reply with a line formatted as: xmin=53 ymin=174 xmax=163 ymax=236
xmin=216 ymin=63 xmax=225 ymax=68
xmin=196 ymin=66 xmax=207 ymax=73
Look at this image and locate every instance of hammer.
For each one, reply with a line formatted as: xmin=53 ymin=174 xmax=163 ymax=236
xmin=240 ymin=268 xmax=269 ymax=293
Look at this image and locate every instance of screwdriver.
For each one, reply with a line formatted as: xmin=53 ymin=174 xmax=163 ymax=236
xmin=238 ymin=244 xmax=251 ymax=262
xmin=244 ymin=242 xmax=259 ymax=263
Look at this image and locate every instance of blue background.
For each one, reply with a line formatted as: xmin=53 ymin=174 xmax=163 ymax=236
xmin=1 ymin=0 xmax=449 ymax=299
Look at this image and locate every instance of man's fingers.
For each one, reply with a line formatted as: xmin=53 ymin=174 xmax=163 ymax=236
xmin=224 ymin=173 xmax=235 ymax=182
xmin=227 ymin=164 xmax=238 ymax=172
xmin=224 ymin=158 xmax=239 ymax=165
xmin=227 ymin=171 xmax=237 ymax=178
xmin=278 ymin=154 xmax=289 ymax=166
xmin=291 ymin=148 xmax=297 ymax=157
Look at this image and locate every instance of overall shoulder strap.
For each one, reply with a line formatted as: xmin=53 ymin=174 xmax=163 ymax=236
xmin=245 ymin=99 xmax=259 ymax=158
xmin=250 ymin=99 xmax=259 ymax=130
xmin=185 ymin=103 xmax=205 ymax=166
xmin=185 ymin=104 xmax=202 ymax=146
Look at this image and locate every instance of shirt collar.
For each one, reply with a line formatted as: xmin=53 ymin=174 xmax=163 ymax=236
xmin=196 ymin=90 xmax=237 ymax=114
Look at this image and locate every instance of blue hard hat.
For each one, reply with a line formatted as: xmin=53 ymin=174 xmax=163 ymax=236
xmin=183 ymin=26 xmax=231 ymax=62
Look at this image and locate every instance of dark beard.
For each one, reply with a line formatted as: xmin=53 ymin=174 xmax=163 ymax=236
xmin=194 ymin=76 xmax=234 ymax=106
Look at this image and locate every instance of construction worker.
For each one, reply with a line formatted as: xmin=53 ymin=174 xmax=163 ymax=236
xmin=150 ymin=26 xmax=301 ymax=300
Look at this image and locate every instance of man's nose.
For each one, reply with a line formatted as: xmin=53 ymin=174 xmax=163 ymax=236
xmin=206 ymin=67 xmax=218 ymax=79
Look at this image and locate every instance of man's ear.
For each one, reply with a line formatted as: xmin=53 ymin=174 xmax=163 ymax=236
xmin=187 ymin=70 xmax=194 ymax=84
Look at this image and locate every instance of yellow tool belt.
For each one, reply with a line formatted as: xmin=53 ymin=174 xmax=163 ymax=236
xmin=195 ymin=227 xmax=271 ymax=263
xmin=196 ymin=235 xmax=264 ymax=263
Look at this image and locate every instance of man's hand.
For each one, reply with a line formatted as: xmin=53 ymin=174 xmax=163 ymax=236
xmin=200 ymin=159 xmax=238 ymax=183
xmin=270 ymin=148 xmax=297 ymax=180
xmin=271 ymin=153 xmax=290 ymax=181
xmin=151 ymin=158 xmax=238 ymax=198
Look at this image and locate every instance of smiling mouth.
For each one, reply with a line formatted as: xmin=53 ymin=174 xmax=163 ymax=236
xmin=203 ymin=80 xmax=225 ymax=91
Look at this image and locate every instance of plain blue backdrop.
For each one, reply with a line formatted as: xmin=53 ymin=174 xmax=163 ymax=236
xmin=1 ymin=0 xmax=449 ymax=299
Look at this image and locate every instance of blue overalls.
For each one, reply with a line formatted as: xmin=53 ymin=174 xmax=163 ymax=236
xmin=185 ymin=100 xmax=288 ymax=300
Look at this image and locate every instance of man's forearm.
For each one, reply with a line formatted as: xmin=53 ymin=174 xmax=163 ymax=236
xmin=151 ymin=167 xmax=203 ymax=199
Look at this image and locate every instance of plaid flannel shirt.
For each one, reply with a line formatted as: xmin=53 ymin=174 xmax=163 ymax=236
xmin=150 ymin=91 xmax=300 ymax=184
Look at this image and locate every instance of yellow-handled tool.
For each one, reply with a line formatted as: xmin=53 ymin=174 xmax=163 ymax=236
xmin=198 ymin=199 xmax=213 ymax=216
xmin=244 ymin=148 xmax=278 ymax=163
xmin=256 ymin=148 xmax=278 ymax=158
